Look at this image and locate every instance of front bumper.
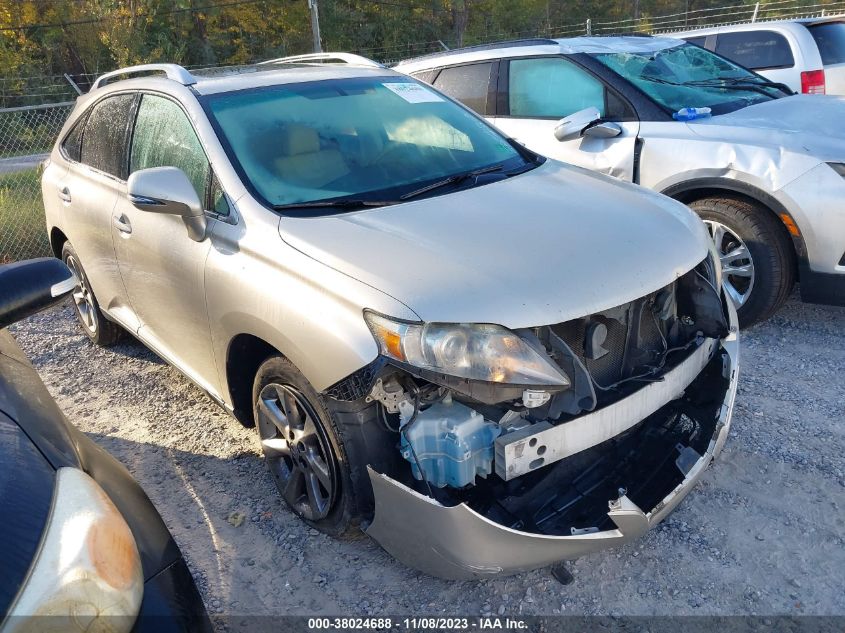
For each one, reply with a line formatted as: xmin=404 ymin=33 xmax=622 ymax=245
xmin=365 ymin=305 xmax=739 ymax=580
xmin=133 ymin=559 xmax=214 ymax=633
xmin=778 ymin=163 xmax=845 ymax=306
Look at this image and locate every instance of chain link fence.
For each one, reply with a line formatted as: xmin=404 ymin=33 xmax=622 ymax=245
xmin=0 ymin=102 xmax=73 ymax=263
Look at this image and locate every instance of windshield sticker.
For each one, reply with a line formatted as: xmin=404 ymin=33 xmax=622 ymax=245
xmin=383 ymin=82 xmax=444 ymax=103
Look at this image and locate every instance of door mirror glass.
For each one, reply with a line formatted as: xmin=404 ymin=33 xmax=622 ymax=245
xmin=0 ymin=258 xmax=76 ymax=329
xmin=554 ymin=107 xmax=602 ymax=142
xmin=127 ymin=166 xmax=207 ymax=241
xmin=583 ymin=121 xmax=623 ymax=138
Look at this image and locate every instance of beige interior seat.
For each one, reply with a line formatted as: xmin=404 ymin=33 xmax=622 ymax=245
xmin=273 ymin=124 xmax=350 ymax=188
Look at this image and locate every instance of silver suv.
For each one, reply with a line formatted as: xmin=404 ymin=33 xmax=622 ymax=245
xmin=42 ymin=54 xmax=738 ymax=579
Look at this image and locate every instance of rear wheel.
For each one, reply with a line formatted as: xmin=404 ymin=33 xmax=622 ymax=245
xmin=252 ymin=355 xmax=360 ymax=536
xmin=689 ymin=196 xmax=795 ymax=327
xmin=61 ymin=242 xmax=123 ymax=346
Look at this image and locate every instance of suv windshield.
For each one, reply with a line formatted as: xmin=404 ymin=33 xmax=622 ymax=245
xmin=591 ymin=42 xmax=787 ymax=116
xmin=203 ymin=76 xmax=530 ymax=209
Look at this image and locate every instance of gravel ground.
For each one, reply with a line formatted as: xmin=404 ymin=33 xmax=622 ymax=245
xmin=10 ymin=296 xmax=845 ymax=623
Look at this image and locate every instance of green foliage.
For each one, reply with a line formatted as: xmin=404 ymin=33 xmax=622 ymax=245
xmin=0 ymin=168 xmax=49 ymax=262
xmin=0 ymin=0 xmax=842 ymax=90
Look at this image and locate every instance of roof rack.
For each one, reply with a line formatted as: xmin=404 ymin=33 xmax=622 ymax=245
xmin=258 ymin=52 xmax=384 ymax=68
xmin=91 ymin=64 xmax=197 ymax=90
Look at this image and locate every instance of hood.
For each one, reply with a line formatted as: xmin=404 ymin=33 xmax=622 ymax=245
xmin=690 ymin=95 xmax=845 ymax=161
xmin=278 ymin=161 xmax=710 ymax=328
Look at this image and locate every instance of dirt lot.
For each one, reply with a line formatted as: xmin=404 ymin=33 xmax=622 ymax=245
xmin=10 ymin=296 xmax=845 ymax=622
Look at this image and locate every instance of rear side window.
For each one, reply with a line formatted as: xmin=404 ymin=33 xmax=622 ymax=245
xmin=808 ymin=22 xmax=845 ymax=65
xmin=61 ymin=115 xmax=86 ymax=162
xmin=714 ymin=31 xmax=795 ymax=69
xmin=508 ymin=57 xmax=606 ymax=118
xmin=130 ymin=94 xmax=210 ymax=202
xmin=79 ymin=94 xmax=136 ymax=178
xmin=432 ymin=63 xmax=493 ymax=114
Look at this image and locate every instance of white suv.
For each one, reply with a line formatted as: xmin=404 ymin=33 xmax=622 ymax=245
xmin=674 ymin=18 xmax=845 ymax=95
xmin=397 ymin=36 xmax=845 ymax=325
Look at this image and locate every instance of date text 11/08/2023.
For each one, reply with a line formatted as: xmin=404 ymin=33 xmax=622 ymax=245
xmin=307 ymin=617 xmax=530 ymax=630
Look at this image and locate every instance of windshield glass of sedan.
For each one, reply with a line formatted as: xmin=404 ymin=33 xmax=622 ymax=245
xmin=204 ymin=76 xmax=524 ymax=207
xmin=592 ymin=42 xmax=784 ymax=115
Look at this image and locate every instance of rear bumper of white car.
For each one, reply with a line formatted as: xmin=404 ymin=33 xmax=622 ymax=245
xmin=365 ymin=301 xmax=739 ymax=580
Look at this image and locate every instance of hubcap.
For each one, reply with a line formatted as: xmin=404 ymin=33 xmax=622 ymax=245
xmin=65 ymin=255 xmax=98 ymax=334
xmin=704 ymin=220 xmax=755 ymax=308
xmin=256 ymin=383 xmax=338 ymax=521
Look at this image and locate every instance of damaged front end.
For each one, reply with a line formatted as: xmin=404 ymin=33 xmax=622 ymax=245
xmin=327 ymin=258 xmax=739 ymax=579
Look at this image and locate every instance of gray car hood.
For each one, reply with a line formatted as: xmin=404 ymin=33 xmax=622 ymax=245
xmin=689 ymin=95 xmax=845 ymax=161
xmin=278 ymin=161 xmax=710 ymax=328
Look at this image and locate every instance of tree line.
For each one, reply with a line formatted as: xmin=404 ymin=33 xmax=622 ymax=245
xmin=0 ymin=0 xmax=823 ymax=103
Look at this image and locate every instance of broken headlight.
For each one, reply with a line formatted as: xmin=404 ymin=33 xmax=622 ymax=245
xmin=364 ymin=311 xmax=570 ymax=387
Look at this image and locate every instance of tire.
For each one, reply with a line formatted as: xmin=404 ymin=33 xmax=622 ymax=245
xmin=61 ymin=242 xmax=123 ymax=346
xmin=689 ymin=196 xmax=795 ymax=327
xmin=252 ymin=355 xmax=362 ymax=537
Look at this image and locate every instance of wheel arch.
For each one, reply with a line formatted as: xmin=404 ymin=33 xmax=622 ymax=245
xmin=661 ymin=178 xmax=806 ymax=277
xmin=49 ymin=226 xmax=69 ymax=259
xmin=225 ymin=333 xmax=282 ymax=426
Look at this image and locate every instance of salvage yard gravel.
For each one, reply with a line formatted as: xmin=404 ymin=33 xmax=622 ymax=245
xmin=11 ymin=296 xmax=845 ymax=622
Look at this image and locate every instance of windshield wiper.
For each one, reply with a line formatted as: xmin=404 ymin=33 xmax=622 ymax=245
xmin=399 ymin=164 xmax=504 ymax=201
xmin=686 ymin=76 xmax=793 ymax=94
xmin=272 ymin=199 xmax=397 ymax=211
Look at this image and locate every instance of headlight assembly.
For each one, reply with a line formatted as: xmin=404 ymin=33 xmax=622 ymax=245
xmin=364 ymin=311 xmax=570 ymax=388
xmin=3 ymin=468 xmax=143 ymax=633
xmin=827 ymin=162 xmax=845 ymax=178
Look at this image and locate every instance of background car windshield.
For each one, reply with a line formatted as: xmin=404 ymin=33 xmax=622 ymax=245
xmin=204 ymin=76 xmax=522 ymax=207
xmin=592 ymin=43 xmax=783 ymax=115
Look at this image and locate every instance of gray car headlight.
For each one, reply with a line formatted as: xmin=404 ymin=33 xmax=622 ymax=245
xmin=364 ymin=311 xmax=570 ymax=387
xmin=827 ymin=162 xmax=845 ymax=178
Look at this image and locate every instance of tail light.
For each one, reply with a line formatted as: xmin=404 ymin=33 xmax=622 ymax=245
xmin=800 ymin=69 xmax=826 ymax=94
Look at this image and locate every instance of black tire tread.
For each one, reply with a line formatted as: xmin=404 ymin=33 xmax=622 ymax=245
xmin=252 ymin=355 xmax=362 ymax=539
xmin=690 ymin=195 xmax=795 ymax=327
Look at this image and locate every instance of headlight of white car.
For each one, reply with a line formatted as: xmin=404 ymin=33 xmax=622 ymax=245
xmin=3 ymin=468 xmax=143 ymax=633
xmin=364 ymin=311 xmax=570 ymax=387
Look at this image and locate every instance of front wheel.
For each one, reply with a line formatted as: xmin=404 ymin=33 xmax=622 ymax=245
xmin=690 ymin=196 xmax=795 ymax=327
xmin=252 ymin=355 xmax=361 ymax=536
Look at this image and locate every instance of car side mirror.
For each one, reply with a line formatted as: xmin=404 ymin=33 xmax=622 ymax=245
xmin=583 ymin=121 xmax=623 ymax=138
xmin=554 ymin=107 xmax=603 ymax=142
xmin=0 ymin=258 xmax=76 ymax=329
xmin=127 ymin=166 xmax=207 ymax=242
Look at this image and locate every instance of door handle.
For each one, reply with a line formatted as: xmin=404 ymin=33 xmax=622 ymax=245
xmin=58 ymin=187 xmax=71 ymax=203
xmin=112 ymin=214 xmax=132 ymax=234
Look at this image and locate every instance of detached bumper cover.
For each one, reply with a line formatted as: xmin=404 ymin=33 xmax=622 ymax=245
xmin=365 ymin=317 xmax=739 ymax=580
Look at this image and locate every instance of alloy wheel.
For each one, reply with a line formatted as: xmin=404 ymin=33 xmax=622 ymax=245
xmin=256 ymin=383 xmax=338 ymax=521
xmin=65 ymin=254 xmax=98 ymax=335
xmin=704 ymin=219 xmax=755 ymax=308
